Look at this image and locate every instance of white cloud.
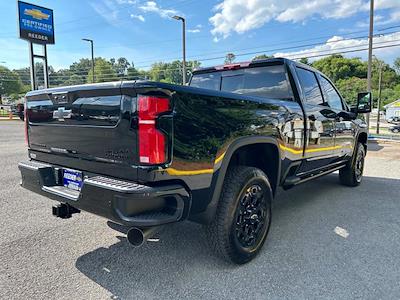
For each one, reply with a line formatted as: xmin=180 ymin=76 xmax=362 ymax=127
xmin=210 ymin=0 xmax=400 ymax=39
xmin=273 ymin=32 xmax=400 ymax=62
xmin=131 ymin=14 xmax=145 ymax=22
xmin=139 ymin=1 xmax=179 ymax=19
xmin=114 ymin=0 xmax=137 ymax=4
xmin=90 ymin=0 xmax=120 ymax=25
xmin=188 ymin=25 xmax=202 ymax=33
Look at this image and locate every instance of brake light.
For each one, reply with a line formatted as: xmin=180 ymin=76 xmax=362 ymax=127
xmin=138 ymin=95 xmax=170 ymax=164
xmin=215 ymin=62 xmax=250 ymax=71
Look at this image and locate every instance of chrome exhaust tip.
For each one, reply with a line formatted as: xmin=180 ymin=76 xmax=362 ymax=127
xmin=126 ymin=226 xmax=159 ymax=247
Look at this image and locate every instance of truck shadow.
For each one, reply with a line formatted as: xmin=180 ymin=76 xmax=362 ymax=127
xmin=75 ymin=174 xmax=400 ymax=299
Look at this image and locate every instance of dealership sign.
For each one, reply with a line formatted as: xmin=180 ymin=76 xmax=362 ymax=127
xmin=18 ymin=1 xmax=54 ymax=44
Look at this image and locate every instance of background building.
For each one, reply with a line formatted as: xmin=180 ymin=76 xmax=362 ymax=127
xmin=384 ymin=100 xmax=400 ymax=119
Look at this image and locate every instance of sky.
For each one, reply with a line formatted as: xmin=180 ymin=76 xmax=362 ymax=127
xmin=1 ymin=0 xmax=400 ymax=71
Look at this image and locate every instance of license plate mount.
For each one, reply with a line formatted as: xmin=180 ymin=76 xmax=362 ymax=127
xmin=63 ymin=168 xmax=83 ymax=191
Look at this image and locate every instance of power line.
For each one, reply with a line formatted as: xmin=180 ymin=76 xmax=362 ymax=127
xmin=2 ymin=41 xmax=400 ymax=83
xmin=3 ymin=29 xmax=400 ymax=78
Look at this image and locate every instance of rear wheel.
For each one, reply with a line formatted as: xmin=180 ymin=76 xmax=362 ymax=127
xmin=339 ymin=143 xmax=365 ymax=187
xmin=205 ymin=166 xmax=272 ymax=264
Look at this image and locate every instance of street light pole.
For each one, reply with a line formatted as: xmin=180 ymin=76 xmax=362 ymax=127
xmin=366 ymin=0 xmax=375 ymax=131
xmin=82 ymin=38 xmax=95 ymax=83
xmin=172 ymin=15 xmax=186 ymax=85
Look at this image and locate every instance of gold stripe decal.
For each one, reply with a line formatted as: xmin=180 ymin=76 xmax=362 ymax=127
xmin=279 ymin=144 xmax=343 ymax=154
xmin=214 ymin=152 xmax=226 ymax=164
xmin=162 ymin=152 xmax=226 ymax=176
xmin=165 ymin=168 xmax=214 ymax=176
xmin=162 ymin=144 xmax=350 ymax=176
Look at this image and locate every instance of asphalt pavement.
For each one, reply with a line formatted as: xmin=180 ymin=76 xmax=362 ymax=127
xmin=1 ymin=120 xmax=400 ymax=299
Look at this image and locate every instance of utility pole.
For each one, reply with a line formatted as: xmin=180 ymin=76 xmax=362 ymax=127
xmin=376 ymin=61 xmax=383 ymax=134
xmin=82 ymin=38 xmax=95 ymax=83
xmin=172 ymin=15 xmax=186 ymax=85
xmin=366 ymin=0 xmax=375 ymax=131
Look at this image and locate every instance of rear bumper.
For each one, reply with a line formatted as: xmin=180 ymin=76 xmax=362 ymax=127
xmin=18 ymin=160 xmax=191 ymax=227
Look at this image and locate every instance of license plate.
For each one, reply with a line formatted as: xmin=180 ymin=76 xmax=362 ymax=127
xmin=63 ymin=169 xmax=83 ymax=191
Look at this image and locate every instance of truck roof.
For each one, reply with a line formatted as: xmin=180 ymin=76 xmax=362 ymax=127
xmin=192 ymin=57 xmax=320 ymax=75
xmin=26 ymin=81 xmax=122 ymax=97
xmin=192 ymin=57 xmax=288 ymax=74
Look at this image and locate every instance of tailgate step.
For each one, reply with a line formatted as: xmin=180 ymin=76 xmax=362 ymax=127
xmin=84 ymin=176 xmax=148 ymax=193
xmin=42 ymin=185 xmax=80 ymax=201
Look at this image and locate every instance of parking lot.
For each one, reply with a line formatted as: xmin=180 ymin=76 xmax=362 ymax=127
xmin=1 ymin=120 xmax=400 ymax=299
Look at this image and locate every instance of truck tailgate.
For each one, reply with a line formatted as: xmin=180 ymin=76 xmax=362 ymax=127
xmin=25 ymin=84 xmax=140 ymax=178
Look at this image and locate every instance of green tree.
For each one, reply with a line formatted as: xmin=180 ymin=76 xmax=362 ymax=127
xmin=87 ymin=58 xmax=118 ymax=83
xmin=65 ymin=74 xmax=85 ymax=86
xmin=299 ymin=57 xmax=310 ymax=65
xmin=312 ymin=55 xmax=367 ymax=82
xmin=394 ymin=57 xmax=400 ymax=75
xmin=224 ymin=53 xmax=236 ymax=64
xmin=148 ymin=60 xmax=201 ymax=84
xmin=371 ymin=58 xmax=399 ymax=90
xmin=50 ymin=69 xmax=72 ymax=86
xmin=70 ymin=58 xmax=92 ymax=76
xmin=13 ymin=67 xmax=31 ymax=86
xmin=0 ymin=66 xmax=23 ymax=102
xmin=112 ymin=57 xmax=130 ymax=77
xmin=127 ymin=62 xmax=148 ymax=80
xmin=253 ymin=54 xmax=272 ymax=61
xmin=336 ymin=77 xmax=367 ymax=106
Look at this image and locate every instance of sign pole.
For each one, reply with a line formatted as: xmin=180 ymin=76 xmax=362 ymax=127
xmin=29 ymin=41 xmax=36 ymax=90
xmin=43 ymin=44 xmax=49 ymax=88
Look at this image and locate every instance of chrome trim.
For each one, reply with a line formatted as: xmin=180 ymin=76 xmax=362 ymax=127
xmin=84 ymin=176 xmax=147 ymax=193
xmin=18 ymin=160 xmax=51 ymax=171
xmin=42 ymin=185 xmax=80 ymax=201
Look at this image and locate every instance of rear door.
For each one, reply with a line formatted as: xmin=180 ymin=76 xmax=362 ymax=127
xmin=295 ymin=67 xmax=337 ymax=172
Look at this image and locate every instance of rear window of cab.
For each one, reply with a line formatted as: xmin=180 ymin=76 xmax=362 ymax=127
xmin=190 ymin=65 xmax=293 ymax=100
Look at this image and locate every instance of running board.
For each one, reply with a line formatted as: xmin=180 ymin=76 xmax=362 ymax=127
xmin=283 ymin=164 xmax=346 ymax=189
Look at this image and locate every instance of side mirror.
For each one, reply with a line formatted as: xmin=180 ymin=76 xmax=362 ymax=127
xmin=354 ymin=92 xmax=372 ymax=114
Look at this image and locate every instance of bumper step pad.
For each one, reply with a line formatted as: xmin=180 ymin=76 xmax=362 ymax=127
xmin=18 ymin=160 xmax=191 ymax=227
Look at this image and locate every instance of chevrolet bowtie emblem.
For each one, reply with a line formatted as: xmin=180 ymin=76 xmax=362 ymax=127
xmin=53 ymin=107 xmax=72 ymax=122
xmin=24 ymin=8 xmax=50 ymax=20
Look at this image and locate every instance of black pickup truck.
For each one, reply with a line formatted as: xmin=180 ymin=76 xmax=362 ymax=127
xmin=19 ymin=58 xmax=371 ymax=264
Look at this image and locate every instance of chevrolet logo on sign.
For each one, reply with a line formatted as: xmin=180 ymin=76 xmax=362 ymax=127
xmin=24 ymin=8 xmax=50 ymax=20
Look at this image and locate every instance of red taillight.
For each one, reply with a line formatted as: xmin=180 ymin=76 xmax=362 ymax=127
xmin=138 ymin=95 xmax=170 ymax=164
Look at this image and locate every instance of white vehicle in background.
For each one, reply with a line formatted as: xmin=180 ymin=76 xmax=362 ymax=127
xmin=387 ymin=116 xmax=400 ymax=124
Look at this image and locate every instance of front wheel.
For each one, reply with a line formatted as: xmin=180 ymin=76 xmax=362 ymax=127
xmin=339 ymin=143 xmax=366 ymax=187
xmin=205 ymin=166 xmax=272 ymax=264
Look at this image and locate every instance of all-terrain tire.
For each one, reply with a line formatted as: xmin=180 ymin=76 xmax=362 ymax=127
xmin=205 ymin=166 xmax=272 ymax=264
xmin=339 ymin=142 xmax=366 ymax=187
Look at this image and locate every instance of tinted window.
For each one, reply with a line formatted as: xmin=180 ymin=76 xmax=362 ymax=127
xmin=190 ymin=73 xmax=221 ymax=90
xmin=191 ymin=65 xmax=293 ymax=99
xmin=27 ymin=95 xmax=121 ymax=126
xmin=319 ymin=76 xmax=343 ymax=110
xmin=223 ymin=66 xmax=293 ymax=99
xmin=296 ymin=67 xmax=324 ymax=105
xmin=221 ymin=75 xmax=243 ymax=93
